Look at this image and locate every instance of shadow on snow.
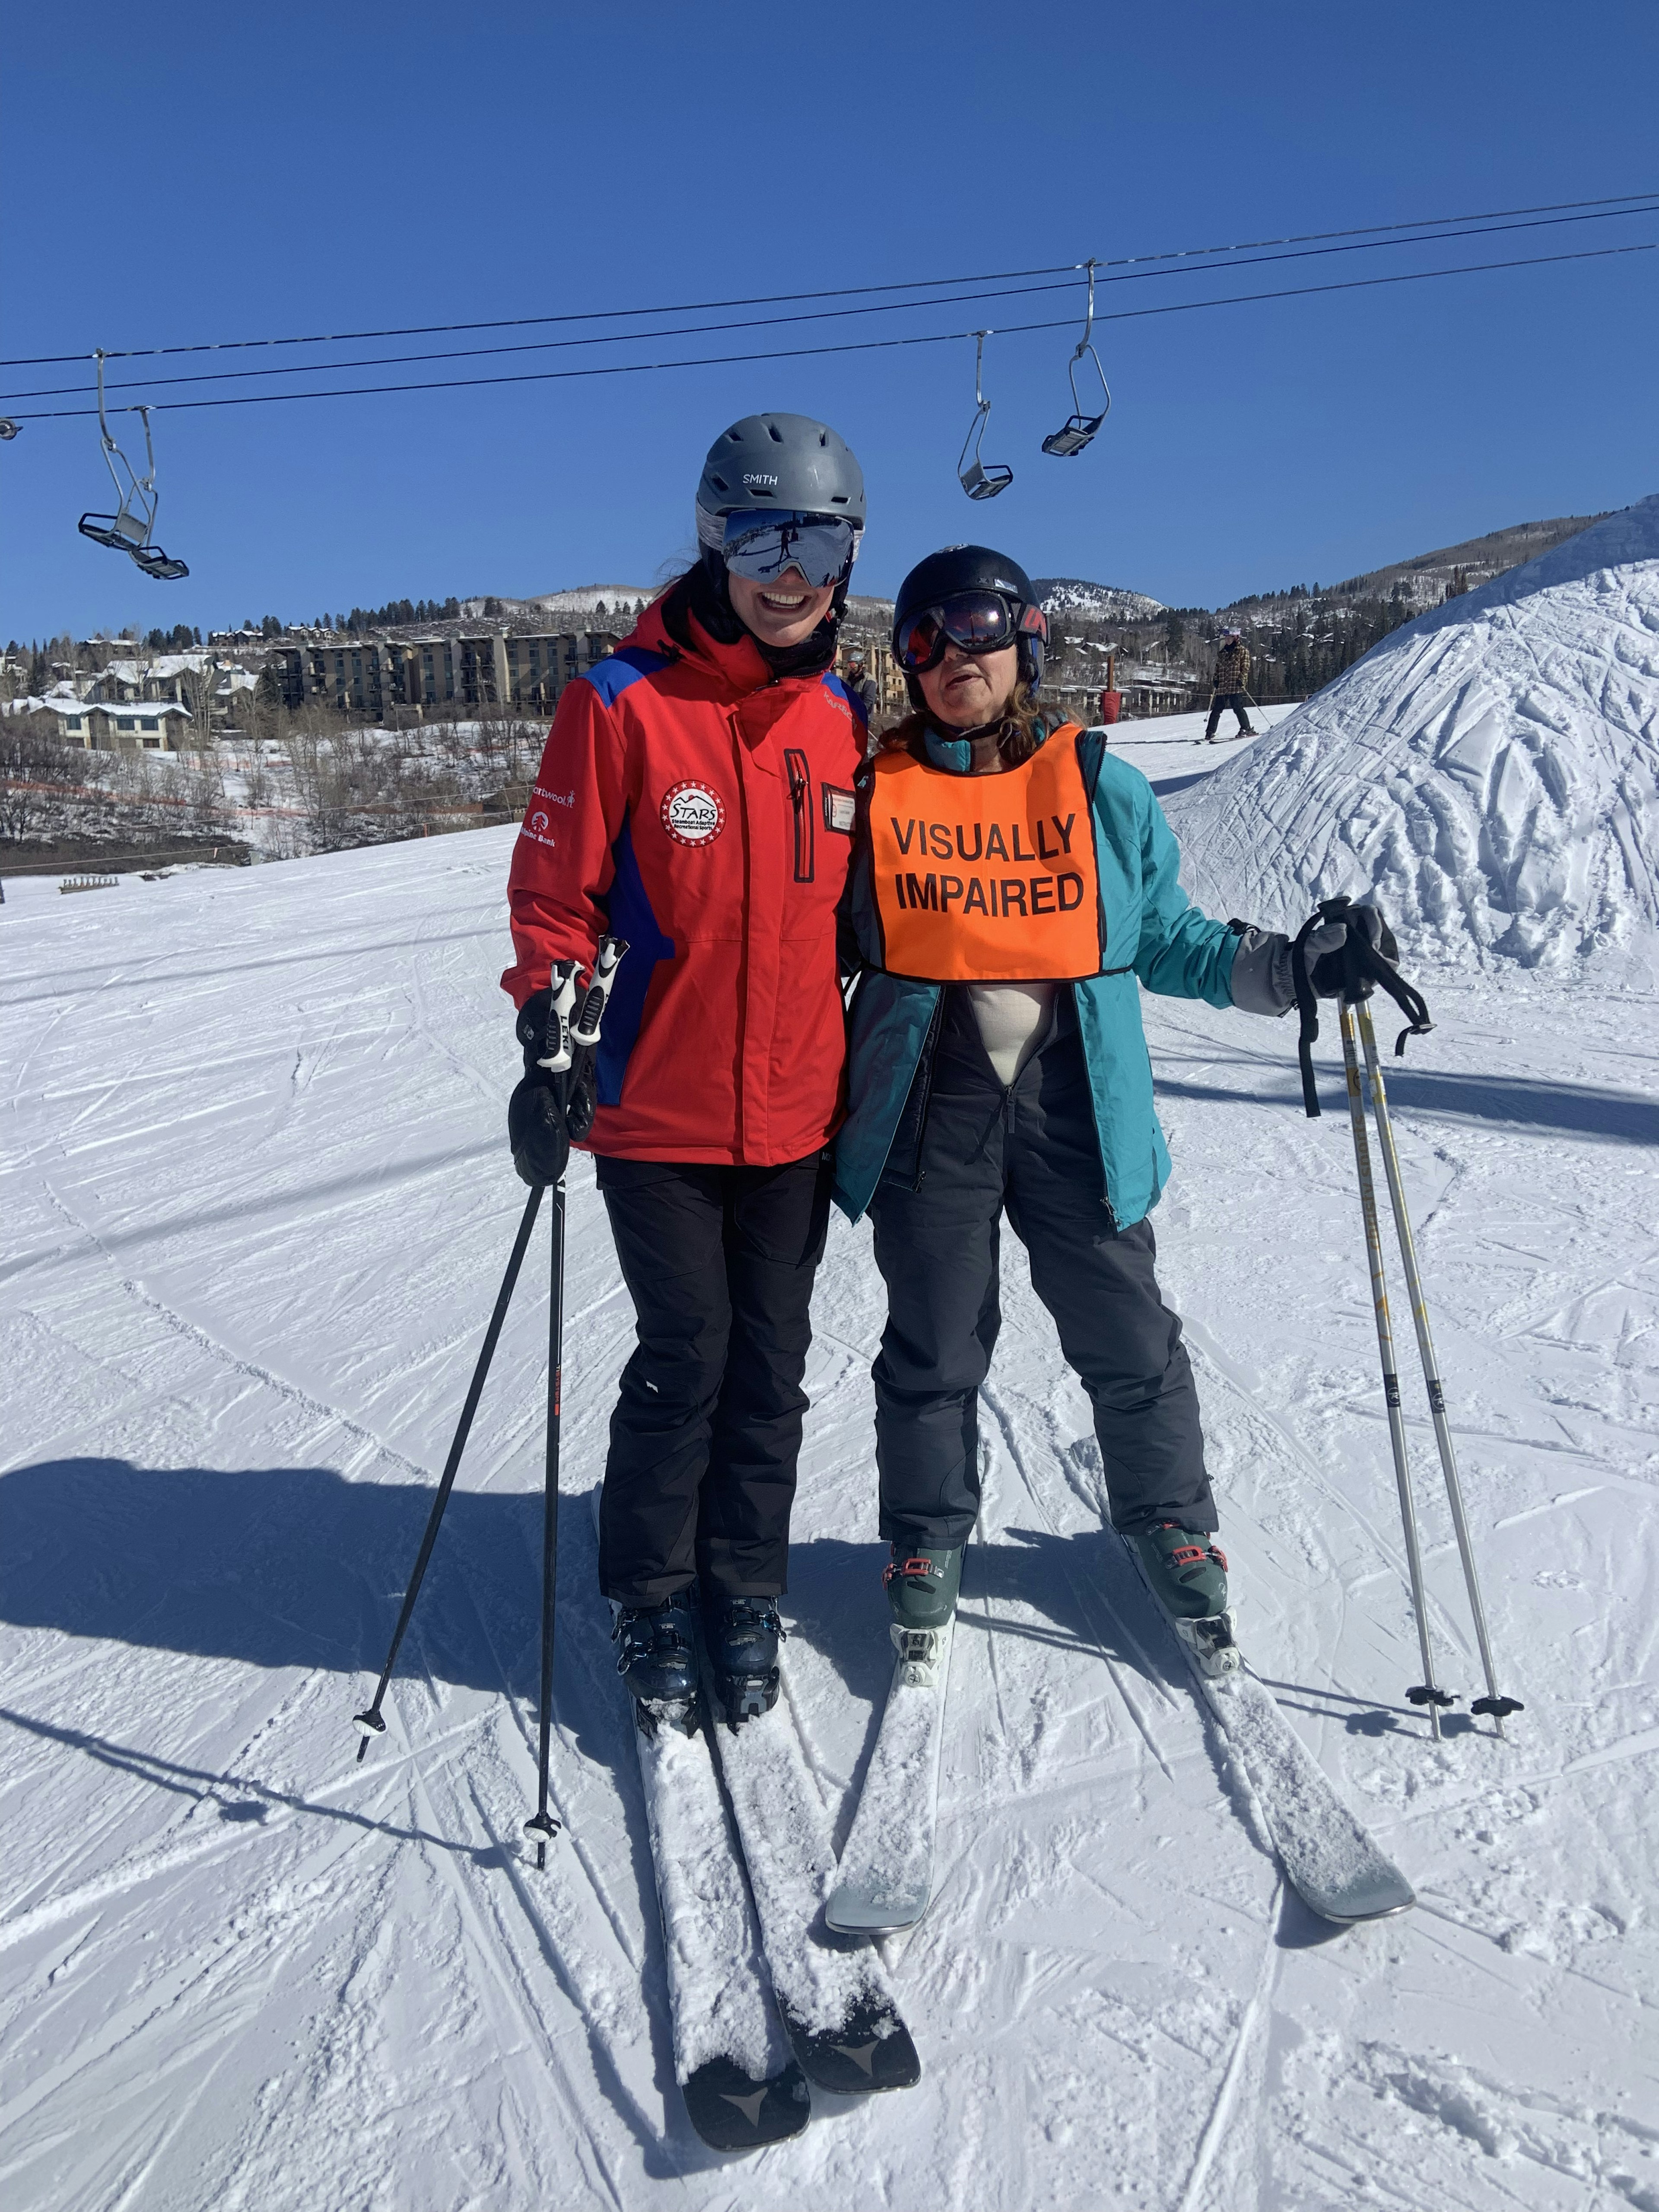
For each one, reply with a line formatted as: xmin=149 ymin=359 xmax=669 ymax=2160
xmin=1154 ymin=1052 xmax=1659 ymax=1146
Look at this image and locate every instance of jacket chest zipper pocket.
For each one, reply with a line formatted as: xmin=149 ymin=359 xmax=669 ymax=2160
xmin=785 ymin=748 xmax=815 ymax=884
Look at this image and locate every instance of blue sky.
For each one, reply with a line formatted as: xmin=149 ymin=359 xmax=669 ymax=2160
xmin=3 ymin=0 xmax=1656 ymax=642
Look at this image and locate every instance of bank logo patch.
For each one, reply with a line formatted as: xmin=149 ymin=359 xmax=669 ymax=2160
xmin=661 ymin=780 xmax=725 ymax=847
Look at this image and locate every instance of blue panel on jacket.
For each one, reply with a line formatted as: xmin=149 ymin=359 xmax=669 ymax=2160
xmin=583 ymin=646 xmax=672 ymax=710
xmin=820 ymin=670 xmax=868 ymax=730
xmin=596 ymin=815 xmax=676 ymax=1106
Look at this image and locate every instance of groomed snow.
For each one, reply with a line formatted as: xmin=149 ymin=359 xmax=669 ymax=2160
xmin=2 ymin=778 xmax=1656 ymax=2209
xmin=1166 ymin=497 xmax=1659 ymax=974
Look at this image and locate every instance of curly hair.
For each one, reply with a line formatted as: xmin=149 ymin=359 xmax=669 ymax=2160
xmin=877 ymin=680 xmax=1048 ymax=765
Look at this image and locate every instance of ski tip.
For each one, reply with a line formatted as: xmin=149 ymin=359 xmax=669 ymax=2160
xmin=681 ymin=2056 xmax=811 ymax=2150
xmin=824 ymin=1889 xmax=930 ymax=1939
xmin=1299 ymin=1875 xmax=1416 ymax=1927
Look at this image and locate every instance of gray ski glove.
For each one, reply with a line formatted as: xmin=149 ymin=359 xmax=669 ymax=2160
xmin=1304 ymin=903 xmax=1398 ymax=997
xmin=1226 ymin=905 xmax=1397 ymax=1017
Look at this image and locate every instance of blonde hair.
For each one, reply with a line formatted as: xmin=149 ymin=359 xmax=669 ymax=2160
xmin=877 ymin=680 xmax=1048 ymax=765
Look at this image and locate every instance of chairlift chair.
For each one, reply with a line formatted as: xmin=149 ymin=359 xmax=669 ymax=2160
xmin=958 ymin=331 xmax=1013 ymax=500
xmin=1041 ymin=261 xmax=1111 ymax=458
xmin=78 ymin=353 xmax=189 ymax=580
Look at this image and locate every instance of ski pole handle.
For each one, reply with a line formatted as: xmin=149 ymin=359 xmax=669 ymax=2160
xmin=536 ymin=961 xmax=580 ymax=1074
xmin=571 ymin=935 xmax=629 ymax=1049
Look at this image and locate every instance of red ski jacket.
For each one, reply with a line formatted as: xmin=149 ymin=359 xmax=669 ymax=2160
xmin=501 ymin=586 xmax=867 ymax=1163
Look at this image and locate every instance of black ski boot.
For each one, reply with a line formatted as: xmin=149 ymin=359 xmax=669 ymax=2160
xmin=704 ymin=1594 xmax=783 ymax=1729
xmin=612 ymin=1592 xmax=699 ymax=1736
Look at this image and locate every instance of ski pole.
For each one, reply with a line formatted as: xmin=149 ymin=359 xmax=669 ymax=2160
xmin=353 ymin=1182 xmax=544 ymax=1758
xmin=521 ymin=932 xmax=627 ymax=1869
xmin=1337 ymin=998 xmax=1452 ymax=1738
xmin=523 ymin=1172 xmax=565 ymax=1866
xmin=1355 ymin=1001 xmax=1523 ymax=1736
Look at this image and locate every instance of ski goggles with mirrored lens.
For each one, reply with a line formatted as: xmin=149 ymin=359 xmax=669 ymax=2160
xmin=894 ymin=589 xmax=1048 ymax=674
xmin=720 ymin=510 xmax=858 ymax=588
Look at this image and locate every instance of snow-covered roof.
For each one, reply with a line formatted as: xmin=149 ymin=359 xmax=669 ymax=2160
xmin=101 ymin=652 xmax=214 ymax=685
xmin=5 ymin=686 xmax=86 ymax=714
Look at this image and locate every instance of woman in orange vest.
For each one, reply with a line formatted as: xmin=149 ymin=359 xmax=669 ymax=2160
xmin=834 ymin=544 xmax=1377 ymax=1674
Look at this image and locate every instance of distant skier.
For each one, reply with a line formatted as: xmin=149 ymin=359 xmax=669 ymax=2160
xmin=833 ymin=544 xmax=1379 ymax=1670
xmin=842 ymin=643 xmax=880 ymax=725
xmin=502 ymin=413 xmax=870 ymax=1729
xmin=1205 ymin=629 xmax=1255 ymax=741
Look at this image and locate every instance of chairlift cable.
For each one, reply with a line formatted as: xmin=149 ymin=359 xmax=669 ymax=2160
xmin=2 ymin=187 xmax=1654 ymax=368
xmin=6 ymin=197 xmax=1657 ymax=407
xmin=8 ymin=239 xmax=1654 ymax=423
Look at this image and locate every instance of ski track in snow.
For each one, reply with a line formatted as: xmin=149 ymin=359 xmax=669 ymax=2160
xmin=2 ymin=795 xmax=1656 ymax=2210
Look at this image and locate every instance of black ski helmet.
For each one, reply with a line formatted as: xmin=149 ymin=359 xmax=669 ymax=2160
xmin=891 ymin=543 xmax=1047 ymax=709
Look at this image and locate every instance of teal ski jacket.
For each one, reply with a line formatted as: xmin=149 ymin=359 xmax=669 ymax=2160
xmin=833 ymin=724 xmax=1243 ymax=1228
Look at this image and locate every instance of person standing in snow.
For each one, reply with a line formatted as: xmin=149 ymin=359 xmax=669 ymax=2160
xmin=842 ymin=643 xmax=880 ymax=725
xmin=1204 ymin=629 xmax=1255 ymax=741
xmin=501 ymin=413 xmax=869 ymax=1729
xmin=833 ymin=543 xmax=1378 ymax=1666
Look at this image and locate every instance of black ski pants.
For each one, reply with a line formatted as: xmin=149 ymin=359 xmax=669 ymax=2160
xmin=867 ymin=991 xmax=1215 ymax=1549
xmin=595 ymin=1152 xmax=831 ymax=1606
xmin=1205 ymin=691 xmax=1255 ymax=740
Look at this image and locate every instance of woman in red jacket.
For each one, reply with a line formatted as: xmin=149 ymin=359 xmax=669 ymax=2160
xmin=501 ymin=413 xmax=868 ymax=1729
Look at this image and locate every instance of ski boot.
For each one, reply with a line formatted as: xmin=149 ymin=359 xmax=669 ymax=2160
xmin=1127 ymin=1523 xmax=1240 ymax=1678
xmin=884 ymin=1544 xmax=963 ymax=1686
xmin=612 ymin=1592 xmax=699 ymax=1737
xmin=704 ymin=1594 xmax=783 ymax=1729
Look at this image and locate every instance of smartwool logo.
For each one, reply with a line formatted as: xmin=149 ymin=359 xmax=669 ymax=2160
xmin=661 ymin=781 xmax=725 ymax=846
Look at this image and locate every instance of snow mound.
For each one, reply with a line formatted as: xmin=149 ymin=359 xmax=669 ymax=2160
xmin=1164 ymin=497 xmax=1659 ymax=970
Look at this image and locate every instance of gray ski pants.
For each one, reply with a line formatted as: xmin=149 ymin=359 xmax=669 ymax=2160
xmin=866 ymin=990 xmax=1216 ymax=1548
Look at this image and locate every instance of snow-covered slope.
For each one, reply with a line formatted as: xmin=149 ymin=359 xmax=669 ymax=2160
xmin=3 ymin=818 xmax=1656 ymax=2210
xmin=1166 ymin=497 xmax=1659 ymax=971
xmin=1036 ymin=575 xmax=1165 ymax=621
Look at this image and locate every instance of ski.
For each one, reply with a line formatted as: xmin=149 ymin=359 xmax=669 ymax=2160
xmin=707 ymin=1650 xmax=924 ymax=2097
xmin=627 ymin=1710 xmax=811 ymax=2148
xmin=593 ymin=1487 xmax=808 ymax=2152
xmin=826 ymin=1621 xmax=955 ymax=1937
xmin=1130 ymin=1553 xmax=1415 ymax=1925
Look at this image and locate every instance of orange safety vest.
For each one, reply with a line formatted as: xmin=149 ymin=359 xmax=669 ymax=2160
xmin=869 ymin=727 xmax=1104 ymax=982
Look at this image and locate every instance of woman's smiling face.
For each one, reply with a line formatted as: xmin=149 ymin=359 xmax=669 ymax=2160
xmin=917 ymin=637 xmax=1020 ymax=729
xmin=727 ymin=564 xmax=837 ymax=649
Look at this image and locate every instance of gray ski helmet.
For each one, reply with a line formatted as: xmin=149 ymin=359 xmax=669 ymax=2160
xmin=892 ymin=543 xmax=1047 ymax=706
xmin=695 ymin=413 xmax=866 ymax=553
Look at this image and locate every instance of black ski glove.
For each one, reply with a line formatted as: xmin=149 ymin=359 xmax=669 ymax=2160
xmin=509 ymin=986 xmax=570 ymax=1189
xmin=1302 ymin=902 xmax=1398 ymax=998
